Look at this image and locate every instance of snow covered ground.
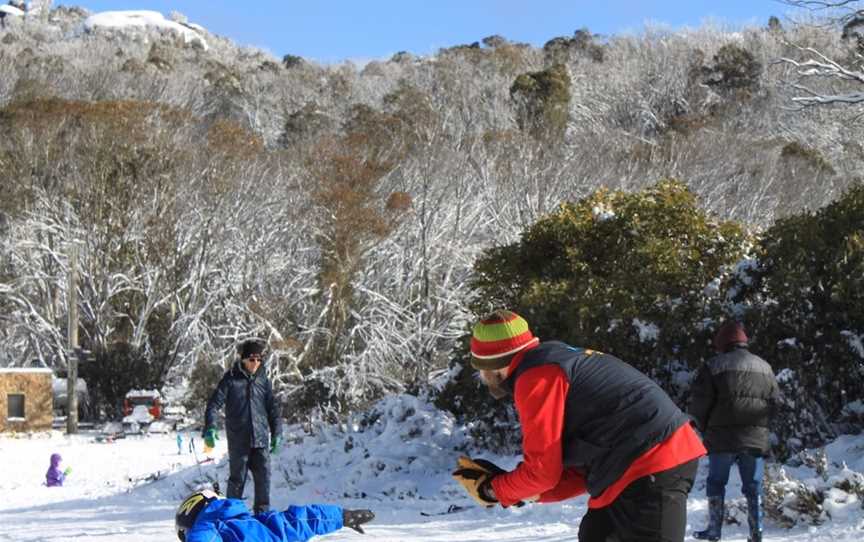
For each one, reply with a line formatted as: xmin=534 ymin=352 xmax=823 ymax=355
xmin=1 ymin=397 xmax=863 ymax=541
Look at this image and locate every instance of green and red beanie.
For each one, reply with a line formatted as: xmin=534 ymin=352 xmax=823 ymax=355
xmin=470 ymin=310 xmax=539 ymax=370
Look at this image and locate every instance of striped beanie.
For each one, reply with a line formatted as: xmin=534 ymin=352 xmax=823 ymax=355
xmin=470 ymin=310 xmax=540 ymax=370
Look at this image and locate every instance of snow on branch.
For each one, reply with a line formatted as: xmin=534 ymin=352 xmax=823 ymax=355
xmin=776 ymin=45 xmax=864 ymax=106
xmin=780 ymin=0 xmax=862 ymax=10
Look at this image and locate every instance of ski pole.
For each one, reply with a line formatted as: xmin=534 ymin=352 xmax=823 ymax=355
xmin=191 ymin=437 xmax=220 ymax=494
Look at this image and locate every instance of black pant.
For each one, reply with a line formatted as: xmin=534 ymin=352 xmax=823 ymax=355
xmin=227 ymin=446 xmax=271 ymax=513
xmin=578 ymin=459 xmax=698 ymax=542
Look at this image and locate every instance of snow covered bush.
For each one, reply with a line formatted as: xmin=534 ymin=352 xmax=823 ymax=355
xmin=432 ymin=361 xmax=523 ymax=454
xmin=760 ymin=436 xmax=864 ymax=528
xmin=274 ymin=394 xmax=472 ymax=500
xmin=770 ymin=369 xmax=836 ymax=460
xmin=763 ymin=465 xmax=828 ymax=527
xmin=735 ymin=182 xmax=864 ymax=430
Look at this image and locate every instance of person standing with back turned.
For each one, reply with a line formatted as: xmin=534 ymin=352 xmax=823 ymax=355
xmin=690 ymin=321 xmax=780 ymax=542
xmin=204 ymin=338 xmax=283 ymax=514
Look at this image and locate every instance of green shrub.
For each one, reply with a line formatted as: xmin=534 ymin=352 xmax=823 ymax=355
xmin=703 ymin=44 xmax=762 ymax=91
xmin=542 ymin=28 xmax=605 ymax=65
xmin=469 ymin=180 xmax=748 ymax=386
xmin=780 ymin=141 xmax=835 ymax=174
xmin=183 ymin=355 xmax=225 ymax=419
xmin=735 ymin=183 xmax=864 ymax=417
xmin=510 ymin=63 xmax=571 ymax=141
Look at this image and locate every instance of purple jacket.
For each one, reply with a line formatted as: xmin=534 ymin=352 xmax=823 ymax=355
xmin=46 ymin=453 xmax=65 ymax=487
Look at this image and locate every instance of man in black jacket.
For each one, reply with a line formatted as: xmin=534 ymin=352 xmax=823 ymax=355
xmin=689 ymin=322 xmax=780 ymax=542
xmin=204 ymin=339 xmax=282 ymax=514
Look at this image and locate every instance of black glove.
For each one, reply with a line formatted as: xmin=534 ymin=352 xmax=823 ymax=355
xmin=342 ymin=508 xmax=375 ymax=534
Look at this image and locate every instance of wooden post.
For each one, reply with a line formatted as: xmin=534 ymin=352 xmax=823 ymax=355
xmin=66 ymin=243 xmax=79 ymax=435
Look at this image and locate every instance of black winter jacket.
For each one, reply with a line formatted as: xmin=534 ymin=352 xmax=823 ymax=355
xmin=688 ymin=346 xmax=780 ymax=455
xmin=504 ymin=341 xmax=691 ymax=498
xmin=204 ymin=361 xmax=282 ymax=450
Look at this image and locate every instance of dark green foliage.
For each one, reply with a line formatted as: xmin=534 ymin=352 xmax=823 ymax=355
xmin=770 ymin=370 xmax=835 ymax=461
xmin=278 ymin=102 xmax=336 ymax=148
xmin=183 ymin=355 xmax=225 ymax=418
xmin=734 ymin=183 xmax=864 ymax=418
xmin=510 ymin=63 xmax=571 ymax=141
xmin=433 ymin=360 xmax=522 ymax=452
xmin=282 ymin=54 xmax=305 ymax=69
xmin=80 ymin=342 xmax=163 ymax=419
xmin=390 ymin=51 xmax=413 ymax=63
xmin=702 ymin=44 xmax=762 ymax=90
xmin=780 ymin=141 xmax=836 ymax=174
xmin=768 ymin=16 xmax=783 ymax=33
xmin=543 ymin=28 xmax=605 ymax=65
xmin=482 ymin=35 xmax=509 ymax=48
xmin=432 ymin=334 xmax=522 ymax=452
xmin=470 ymin=180 xmax=747 ymax=386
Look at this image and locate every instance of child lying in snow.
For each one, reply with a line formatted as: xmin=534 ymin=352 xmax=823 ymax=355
xmin=175 ymin=489 xmax=375 ymax=542
xmin=45 ymin=453 xmax=71 ymax=487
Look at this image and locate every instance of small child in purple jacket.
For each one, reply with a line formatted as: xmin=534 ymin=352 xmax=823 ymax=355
xmin=45 ymin=453 xmax=71 ymax=487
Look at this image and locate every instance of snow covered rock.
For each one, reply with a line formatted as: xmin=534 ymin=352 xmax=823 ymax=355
xmin=82 ymin=10 xmax=208 ymax=50
xmin=0 ymin=5 xmax=24 ymax=17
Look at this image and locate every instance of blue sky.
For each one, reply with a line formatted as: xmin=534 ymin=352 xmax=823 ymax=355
xmin=58 ymin=1 xmax=791 ymax=63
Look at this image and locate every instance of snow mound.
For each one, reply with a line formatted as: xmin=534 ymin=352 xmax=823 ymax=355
xmin=83 ymin=11 xmax=208 ymax=50
xmin=274 ymin=394 xmax=473 ymax=501
xmin=123 ymin=405 xmax=153 ymax=424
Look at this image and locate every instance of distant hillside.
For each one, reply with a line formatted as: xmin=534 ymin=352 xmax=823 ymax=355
xmin=1 ymin=7 xmax=860 ymax=222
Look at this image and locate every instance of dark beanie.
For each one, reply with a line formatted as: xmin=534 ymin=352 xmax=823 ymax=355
xmin=239 ymin=339 xmax=265 ymax=359
xmin=713 ymin=321 xmax=748 ymax=352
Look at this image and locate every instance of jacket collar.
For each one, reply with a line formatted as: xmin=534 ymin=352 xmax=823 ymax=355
xmin=231 ymin=361 xmax=258 ymax=380
xmin=504 ymin=340 xmax=540 ymax=378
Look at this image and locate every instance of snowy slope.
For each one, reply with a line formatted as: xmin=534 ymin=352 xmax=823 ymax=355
xmin=1 ymin=397 xmax=863 ymax=541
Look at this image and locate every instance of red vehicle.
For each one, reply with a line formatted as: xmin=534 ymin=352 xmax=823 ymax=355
xmin=122 ymin=389 xmax=163 ymax=419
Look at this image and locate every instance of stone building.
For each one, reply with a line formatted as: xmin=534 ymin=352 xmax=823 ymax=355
xmin=0 ymin=368 xmax=53 ymax=432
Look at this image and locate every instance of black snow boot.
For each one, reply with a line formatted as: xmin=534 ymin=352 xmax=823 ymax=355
xmin=343 ymin=509 xmax=375 ymax=534
xmin=694 ymin=496 xmax=724 ymax=541
xmin=746 ymin=494 xmax=763 ymax=542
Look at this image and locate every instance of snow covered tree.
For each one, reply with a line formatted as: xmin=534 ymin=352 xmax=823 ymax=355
xmin=778 ymin=1 xmax=864 ymax=108
xmin=734 ymin=182 xmax=864 ymax=425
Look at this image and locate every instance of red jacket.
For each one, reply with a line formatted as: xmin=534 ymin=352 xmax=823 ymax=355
xmin=491 ymin=344 xmax=706 ymax=508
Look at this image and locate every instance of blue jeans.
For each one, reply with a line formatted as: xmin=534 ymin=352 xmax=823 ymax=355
xmin=706 ymin=452 xmax=763 ymax=500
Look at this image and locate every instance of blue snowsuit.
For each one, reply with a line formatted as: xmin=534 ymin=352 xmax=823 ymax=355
xmin=186 ymin=498 xmax=343 ymax=542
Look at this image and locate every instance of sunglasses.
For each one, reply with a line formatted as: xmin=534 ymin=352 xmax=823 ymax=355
xmin=244 ymin=354 xmax=263 ymax=362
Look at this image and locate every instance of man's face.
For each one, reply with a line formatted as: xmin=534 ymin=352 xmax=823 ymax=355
xmin=478 ymin=369 xmax=509 ymax=400
xmin=242 ymin=354 xmax=262 ymax=374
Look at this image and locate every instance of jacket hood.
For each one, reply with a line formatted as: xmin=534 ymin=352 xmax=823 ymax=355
xmin=195 ymin=498 xmax=251 ymax=526
xmin=50 ymin=453 xmax=62 ymax=467
xmin=232 ymin=359 xmax=263 ymax=378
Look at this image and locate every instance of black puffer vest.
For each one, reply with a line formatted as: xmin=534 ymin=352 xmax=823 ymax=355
xmin=504 ymin=341 xmax=690 ymax=497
